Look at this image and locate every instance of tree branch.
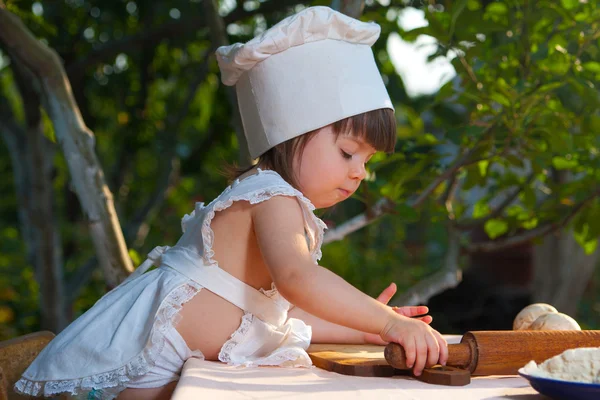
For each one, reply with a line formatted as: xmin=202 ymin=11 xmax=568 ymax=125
xmin=69 ymin=57 xmax=215 ymax=294
xmin=410 ymin=146 xmax=479 ymax=209
xmin=323 ymin=197 xmax=394 ymax=244
xmin=0 ymin=4 xmax=133 ymax=287
xmin=321 ymin=144 xmax=484 ymax=243
xmin=440 ymin=173 xmax=459 ymax=220
xmin=0 ymin=80 xmax=67 ymax=332
xmin=322 ymin=134 xmax=495 ymax=243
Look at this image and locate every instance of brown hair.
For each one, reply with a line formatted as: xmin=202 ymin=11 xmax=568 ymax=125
xmin=231 ymin=108 xmax=396 ymax=189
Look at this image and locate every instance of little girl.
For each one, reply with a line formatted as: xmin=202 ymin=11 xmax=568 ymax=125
xmin=15 ymin=6 xmax=447 ymax=399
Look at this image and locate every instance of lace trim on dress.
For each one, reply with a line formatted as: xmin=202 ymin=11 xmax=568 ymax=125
xmin=217 ymin=313 xmax=311 ymax=368
xmin=14 ymin=281 xmax=203 ymax=399
xmin=218 ymin=311 xmax=312 ymax=368
xmin=218 ymin=313 xmax=254 ymax=364
xmin=201 ymin=169 xmax=326 ymax=266
xmin=311 ymin=214 xmax=327 ymax=262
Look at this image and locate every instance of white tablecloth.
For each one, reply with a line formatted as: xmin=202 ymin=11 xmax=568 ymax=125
xmin=173 ymin=360 xmax=542 ymax=400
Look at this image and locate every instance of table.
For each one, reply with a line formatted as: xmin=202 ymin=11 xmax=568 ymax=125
xmin=172 ymin=358 xmax=542 ymax=399
xmin=173 ymin=334 xmax=544 ymax=399
xmin=173 ymin=334 xmax=544 ymax=400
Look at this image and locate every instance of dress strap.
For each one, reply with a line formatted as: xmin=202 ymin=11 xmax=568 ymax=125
xmin=122 ymin=246 xmax=171 ymax=285
xmin=160 ymin=247 xmax=286 ymax=327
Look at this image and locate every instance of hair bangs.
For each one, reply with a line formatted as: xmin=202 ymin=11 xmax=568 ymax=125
xmin=331 ymin=108 xmax=396 ymax=153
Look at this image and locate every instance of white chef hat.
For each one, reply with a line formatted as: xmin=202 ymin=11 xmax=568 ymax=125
xmin=216 ymin=6 xmax=394 ymax=159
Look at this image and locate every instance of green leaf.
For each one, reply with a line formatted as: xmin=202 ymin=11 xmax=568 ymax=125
xmin=486 ymin=3 xmax=508 ymax=15
xmin=506 ymin=204 xmax=525 ymax=217
xmin=583 ymin=239 xmax=598 ymax=255
xmin=489 ymin=91 xmax=512 ymax=107
xmin=484 ymin=219 xmax=509 ymax=239
xmin=389 ymin=157 xmax=431 ymax=199
xmin=449 ymin=0 xmax=468 ymax=39
xmin=535 ymin=81 xmax=566 ymax=94
xmin=552 ymin=156 xmax=579 ymax=170
xmin=560 ymin=0 xmax=579 ymax=10
xmin=416 ymin=133 xmax=439 ymax=145
xmin=472 ymin=199 xmax=491 ymax=218
xmin=477 ymin=160 xmax=490 ymax=177
xmin=466 ymin=0 xmax=481 ymax=10
xmin=574 ymin=224 xmax=599 ymax=255
xmin=129 ymin=249 xmax=141 ymax=267
xmin=522 ymin=218 xmax=538 ymax=230
xmin=582 ymin=62 xmax=600 ymax=73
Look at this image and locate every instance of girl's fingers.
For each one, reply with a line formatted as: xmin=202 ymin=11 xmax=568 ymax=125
xmin=375 ymin=283 xmax=397 ymax=305
xmin=413 ymin=337 xmax=427 ymax=376
xmin=425 ymin=332 xmax=440 ymax=368
xmin=415 ymin=315 xmax=433 ymax=325
xmin=432 ymin=330 xmax=448 ymax=366
xmin=402 ymin=337 xmax=416 ymax=370
xmin=393 ymin=305 xmax=429 ymax=318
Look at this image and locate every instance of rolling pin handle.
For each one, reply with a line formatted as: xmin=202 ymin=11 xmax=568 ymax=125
xmin=384 ymin=341 xmax=473 ymax=371
xmin=384 ymin=343 xmax=410 ymax=370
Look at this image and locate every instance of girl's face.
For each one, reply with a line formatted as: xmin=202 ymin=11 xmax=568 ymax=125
xmin=294 ymin=125 xmax=376 ymax=209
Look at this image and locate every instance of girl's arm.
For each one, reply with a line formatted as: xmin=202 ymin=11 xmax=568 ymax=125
xmin=252 ymin=196 xmax=393 ymax=334
xmin=253 ymin=196 xmax=429 ymax=337
xmin=288 ymin=305 xmax=365 ymax=343
xmin=253 ymin=196 xmax=447 ymax=375
xmin=288 ymin=283 xmax=433 ymax=344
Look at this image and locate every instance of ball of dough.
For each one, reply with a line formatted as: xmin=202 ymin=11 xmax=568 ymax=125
xmin=528 ymin=312 xmax=581 ymax=331
xmin=513 ymin=303 xmax=558 ymax=330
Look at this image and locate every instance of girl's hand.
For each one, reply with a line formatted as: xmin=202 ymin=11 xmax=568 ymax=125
xmin=380 ymin=314 xmax=448 ymax=376
xmin=363 ymin=283 xmax=433 ymax=345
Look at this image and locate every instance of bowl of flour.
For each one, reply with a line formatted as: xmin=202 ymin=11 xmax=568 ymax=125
xmin=518 ymin=347 xmax=600 ymax=400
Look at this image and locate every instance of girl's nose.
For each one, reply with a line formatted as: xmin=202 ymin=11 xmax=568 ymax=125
xmin=350 ymin=163 xmax=367 ymax=180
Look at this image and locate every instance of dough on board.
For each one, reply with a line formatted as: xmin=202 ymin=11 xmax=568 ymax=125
xmin=513 ymin=303 xmax=558 ymax=330
xmin=528 ymin=312 xmax=581 ymax=331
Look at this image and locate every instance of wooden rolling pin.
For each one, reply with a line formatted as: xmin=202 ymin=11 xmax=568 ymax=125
xmin=384 ymin=330 xmax=600 ymax=375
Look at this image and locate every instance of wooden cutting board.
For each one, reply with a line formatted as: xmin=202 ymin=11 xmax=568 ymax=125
xmin=307 ymin=344 xmax=401 ymax=377
xmin=307 ymin=337 xmax=463 ymax=377
xmin=307 ymin=344 xmax=471 ymax=386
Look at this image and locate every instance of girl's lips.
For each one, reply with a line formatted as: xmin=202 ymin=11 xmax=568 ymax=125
xmin=338 ymin=188 xmax=351 ymax=197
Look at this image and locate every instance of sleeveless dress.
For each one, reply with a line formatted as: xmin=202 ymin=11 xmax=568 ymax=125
xmin=15 ymin=169 xmax=327 ymax=399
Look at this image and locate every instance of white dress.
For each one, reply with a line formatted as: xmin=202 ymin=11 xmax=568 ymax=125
xmin=15 ymin=169 xmax=327 ymax=399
